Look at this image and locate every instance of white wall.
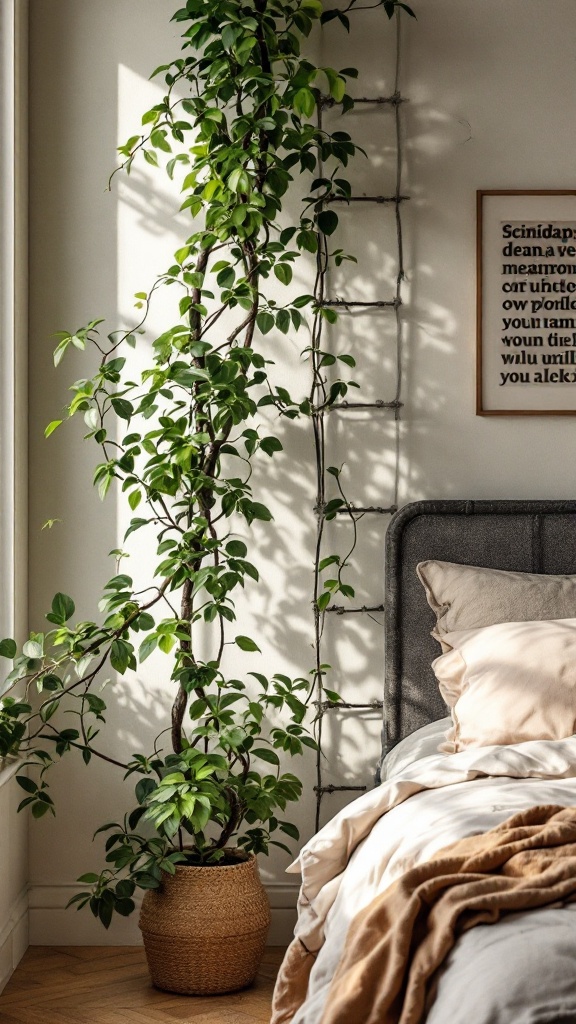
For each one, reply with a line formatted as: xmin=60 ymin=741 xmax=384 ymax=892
xmin=0 ymin=0 xmax=29 ymax=992
xmin=0 ymin=763 xmax=29 ymax=992
xmin=27 ymin=0 xmax=576 ymax=946
xmin=400 ymin=0 xmax=576 ymax=500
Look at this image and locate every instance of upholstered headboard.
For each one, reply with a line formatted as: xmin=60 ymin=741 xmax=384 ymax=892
xmin=383 ymin=499 xmax=576 ymax=759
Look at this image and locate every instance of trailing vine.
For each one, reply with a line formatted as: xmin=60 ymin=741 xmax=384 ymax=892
xmin=0 ymin=0 xmax=412 ymax=928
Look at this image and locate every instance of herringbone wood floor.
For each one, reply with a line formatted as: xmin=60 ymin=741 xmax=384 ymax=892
xmin=0 ymin=946 xmax=286 ymax=1024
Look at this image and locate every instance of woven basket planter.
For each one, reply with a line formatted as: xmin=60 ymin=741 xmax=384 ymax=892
xmin=139 ymin=850 xmax=270 ymax=995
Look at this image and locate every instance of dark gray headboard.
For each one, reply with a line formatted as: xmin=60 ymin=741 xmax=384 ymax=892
xmin=383 ymin=499 xmax=576 ymax=759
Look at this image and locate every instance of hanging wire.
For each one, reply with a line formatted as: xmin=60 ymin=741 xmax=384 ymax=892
xmin=312 ymin=12 xmax=406 ymax=830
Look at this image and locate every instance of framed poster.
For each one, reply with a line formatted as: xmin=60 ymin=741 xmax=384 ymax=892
xmin=477 ymin=190 xmax=576 ymax=415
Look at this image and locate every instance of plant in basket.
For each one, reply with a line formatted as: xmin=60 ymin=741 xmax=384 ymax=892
xmin=0 ymin=0 xmax=410 ymax=996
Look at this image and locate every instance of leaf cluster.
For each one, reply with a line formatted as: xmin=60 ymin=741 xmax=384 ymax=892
xmin=0 ymin=0 xmax=412 ymax=927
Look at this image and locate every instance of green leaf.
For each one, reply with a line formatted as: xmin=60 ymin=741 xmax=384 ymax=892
xmin=138 ymin=634 xmax=158 ymax=663
xmin=239 ymin=500 xmax=273 ymax=525
xmin=323 ymin=498 xmax=344 ymax=518
xmin=151 ymin=128 xmax=171 ymax=152
xmin=158 ymin=634 xmax=175 ymax=655
xmin=45 ymin=420 xmax=62 ymax=438
xmin=98 ymin=899 xmax=113 ymax=929
xmin=111 ymin=398 xmax=133 ymax=421
xmin=52 ymin=592 xmax=75 ymax=623
xmin=330 ymin=75 xmax=346 ymax=102
xmin=32 ymin=802 xmax=51 ymax=819
xmin=53 ymin=339 xmax=70 ymax=367
xmin=116 ymin=879 xmax=136 ymax=898
xmin=222 ymin=23 xmax=241 ymax=50
xmin=317 ymin=210 xmax=339 ymax=236
xmin=23 ymin=639 xmax=43 ymax=658
xmin=318 ymin=555 xmax=340 ymax=571
xmin=231 ymin=205 xmax=247 ymax=227
xmin=120 ymin=135 xmax=140 ymax=154
xmin=256 ymin=312 xmax=274 ymax=335
xmin=228 ymin=167 xmax=250 ymax=194
xmin=16 ymin=776 xmax=37 ymax=794
xmin=0 ymin=638 xmax=17 ymax=659
xmin=235 ymin=635 xmax=261 ymax=653
xmin=226 ymin=540 xmax=247 ymax=557
xmin=115 ymin=898 xmax=135 ymax=918
xmin=293 ymin=88 xmax=315 ymax=119
xmin=110 ymin=639 xmax=132 ymax=675
xmin=274 ymin=264 xmax=293 ymax=287
xmin=142 ymin=108 xmax=160 ymax=126
xmin=85 ymin=693 xmax=106 ymax=716
xmin=40 ymin=674 xmax=62 ymax=692
xmin=260 ymin=436 xmax=283 ymax=457
xmin=125 ymin=518 xmax=149 ymax=540
xmin=320 ymin=307 xmax=338 ymax=325
xmin=137 ymin=612 xmax=155 ymax=631
xmin=135 ymin=778 xmax=157 ymax=805
xmin=252 ymin=747 xmax=280 ymax=765
xmin=279 ymin=821 xmax=300 ymax=840
xmin=275 ymin=309 xmax=291 ymax=333
xmin=293 ymin=294 xmax=315 ymax=308
xmin=270 ymin=841 xmax=293 ymax=855
xmin=134 ymin=872 xmax=161 ymax=890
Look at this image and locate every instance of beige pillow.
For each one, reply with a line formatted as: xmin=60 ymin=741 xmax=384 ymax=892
xmin=433 ymin=618 xmax=576 ymax=752
xmin=417 ymin=560 xmax=576 ymax=650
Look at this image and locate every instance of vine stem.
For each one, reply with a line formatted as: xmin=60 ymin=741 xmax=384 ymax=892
xmin=312 ymin=98 xmax=329 ymax=833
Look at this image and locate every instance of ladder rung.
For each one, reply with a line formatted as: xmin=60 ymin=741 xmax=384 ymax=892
xmin=327 ymin=194 xmax=409 ymax=205
xmin=314 ymin=784 xmax=368 ymax=795
xmin=317 ymin=699 xmax=384 ymax=711
xmin=326 ymin=604 xmax=385 ymax=615
xmin=333 ymin=505 xmax=397 ymax=516
xmin=321 ymin=298 xmax=401 ymax=309
xmin=329 ymin=400 xmax=403 ymax=411
xmin=321 ymin=93 xmax=406 ymax=108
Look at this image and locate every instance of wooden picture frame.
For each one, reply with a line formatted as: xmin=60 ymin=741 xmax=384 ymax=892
xmin=477 ymin=189 xmax=576 ymax=415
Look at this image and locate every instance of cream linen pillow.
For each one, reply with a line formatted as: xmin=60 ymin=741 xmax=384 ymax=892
xmin=417 ymin=560 xmax=576 ymax=650
xmin=433 ymin=617 xmax=576 ymax=753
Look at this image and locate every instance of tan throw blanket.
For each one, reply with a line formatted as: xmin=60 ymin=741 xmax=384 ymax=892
xmin=272 ymin=804 xmax=576 ymax=1024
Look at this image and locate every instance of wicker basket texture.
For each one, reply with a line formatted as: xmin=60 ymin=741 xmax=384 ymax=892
xmin=139 ymin=852 xmax=271 ymax=995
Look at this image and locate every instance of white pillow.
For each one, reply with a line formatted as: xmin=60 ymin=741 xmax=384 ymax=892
xmin=433 ymin=617 xmax=576 ymax=752
xmin=381 ymin=717 xmax=452 ymax=780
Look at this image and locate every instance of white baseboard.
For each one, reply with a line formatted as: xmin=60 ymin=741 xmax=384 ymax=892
xmin=0 ymin=888 xmax=29 ymax=994
xmin=265 ymin=883 xmax=298 ymax=945
xmin=29 ymin=882 xmax=298 ymax=947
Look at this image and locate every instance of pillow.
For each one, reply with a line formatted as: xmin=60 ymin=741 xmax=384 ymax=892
xmin=381 ymin=717 xmax=452 ymax=780
xmin=432 ymin=617 xmax=576 ymax=752
xmin=417 ymin=560 xmax=576 ymax=650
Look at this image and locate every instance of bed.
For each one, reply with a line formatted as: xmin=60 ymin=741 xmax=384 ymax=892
xmin=272 ymin=499 xmax=576 ymax=1024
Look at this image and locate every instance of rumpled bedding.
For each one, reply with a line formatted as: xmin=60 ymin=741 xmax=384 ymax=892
xmin=272 ymin=737 xmax=576 ymax=1024
xmin=322 ymin=805 xmax=576 ymax=1024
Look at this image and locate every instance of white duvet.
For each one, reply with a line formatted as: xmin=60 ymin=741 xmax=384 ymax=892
xmin=285 ymin=737 xmax=576 ymax=1024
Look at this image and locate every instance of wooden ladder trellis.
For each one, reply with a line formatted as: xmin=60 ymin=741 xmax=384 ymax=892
xmin=312 ymin=13 xmax=407 ymax=830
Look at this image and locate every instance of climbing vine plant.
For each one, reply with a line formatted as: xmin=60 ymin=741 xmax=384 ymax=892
xmin=0 ymin=0 xmax=411 ymax=928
